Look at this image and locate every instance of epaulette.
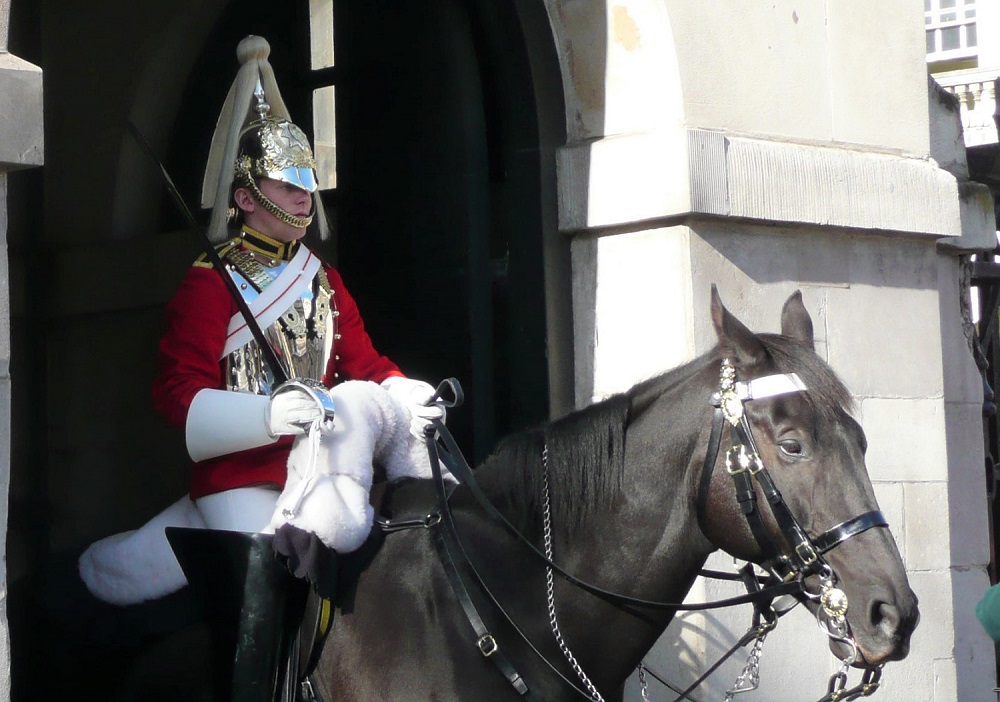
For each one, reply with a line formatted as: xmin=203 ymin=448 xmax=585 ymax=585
xmin=193 ymin=238 xmax=241 ymax=269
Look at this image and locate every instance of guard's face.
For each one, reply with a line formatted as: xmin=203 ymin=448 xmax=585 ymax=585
xmin=238 ymin=178 xmax=313 ymax=243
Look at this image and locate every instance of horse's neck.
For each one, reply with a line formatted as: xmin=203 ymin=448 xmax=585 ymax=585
xmin=531 ymin=379 xmax=719 ymax=678
xmin=455 ymin=370 xmax=718 ymax=686
xmin=582 ymin=376 xmax=714 ymax=563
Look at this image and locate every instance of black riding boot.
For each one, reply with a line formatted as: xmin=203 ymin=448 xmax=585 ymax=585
xmin=166 ymin=527 xmax=310 ymax=702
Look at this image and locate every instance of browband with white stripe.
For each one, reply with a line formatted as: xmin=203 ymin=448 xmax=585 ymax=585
xmin=734 ymin=373 xmax=807 ymax=401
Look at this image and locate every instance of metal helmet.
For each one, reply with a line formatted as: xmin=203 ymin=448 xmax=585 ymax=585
xmin=232 ymin=83 xmax=319 ymax=229
xmin=202 ymin=36 xmax=329 ymax=242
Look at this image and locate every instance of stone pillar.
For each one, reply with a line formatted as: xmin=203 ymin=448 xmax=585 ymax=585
xmin=0 ymin=0 xmax=43 ymax=693
xmin=545 ymin=0 xmax=996 ymax=699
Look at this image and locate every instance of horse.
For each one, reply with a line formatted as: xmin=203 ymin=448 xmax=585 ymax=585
xmin=306 ymin=287 xmax=919 ymax=701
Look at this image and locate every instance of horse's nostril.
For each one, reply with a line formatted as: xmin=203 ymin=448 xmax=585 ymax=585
xmin=871 ymin=601 xmax=901 ymax=637
xmin=861 ymin=597 xmax=918 ymax=664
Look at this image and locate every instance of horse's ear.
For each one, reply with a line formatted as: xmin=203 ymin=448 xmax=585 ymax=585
xmin=710 ymin=285 xmax=767 ymax=367
xmin=780 ymin=290 xmax=814 ymax=349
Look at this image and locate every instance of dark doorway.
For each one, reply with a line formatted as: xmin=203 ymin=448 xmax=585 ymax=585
xmin=334 ymin=0 xmax=556 ymax=460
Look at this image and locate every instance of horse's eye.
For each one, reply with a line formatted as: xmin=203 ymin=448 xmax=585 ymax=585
xmin=779 ymin=439 xmax=804 ymax=457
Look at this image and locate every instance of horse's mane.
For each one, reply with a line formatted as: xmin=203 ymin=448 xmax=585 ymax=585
xmin=478 ymin=334 xmax=854 ymax=531
xmin=480 ymin=355 xmax=707 ymax=531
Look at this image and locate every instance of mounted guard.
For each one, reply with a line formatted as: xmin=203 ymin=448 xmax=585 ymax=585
xmin=78 ymin=35 xmax=447 ymax=701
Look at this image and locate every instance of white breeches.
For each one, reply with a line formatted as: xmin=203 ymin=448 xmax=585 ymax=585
xmin=78 ymin=488 xmax=281 ymax=606
xmin=195 ymin=486 xmax=280 ymax=532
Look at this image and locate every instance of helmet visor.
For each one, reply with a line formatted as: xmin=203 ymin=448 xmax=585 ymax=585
xmin=269 ymin=165 xmax=319 ymax=193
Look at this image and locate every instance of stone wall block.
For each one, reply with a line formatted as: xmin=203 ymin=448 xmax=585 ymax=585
xmin=725 ymin=137 xmax=959 ymax=237
xmin=874 ymin=658 xmax=934 ymax=702
xmin=871 ymin=482 xmax=907 ymax=564
xmin=933 ymin=658 xmax=959 ymax=702
xmin=0 ymin=178 xmax=8 ymax=362
xmin=939 ymin=258 xmax=982 ymax=405
xmin=560 ymin=130 xmax=985 ymax=242
xmin=947 ymin=179 xmax=998 ymax=252
xmin=826 ymin=0 xmax=928 ymax=153
xmin=587 ymin=228 xmax=695 ymax=400
xmin=571 ymin=235 xmax=598 ymax=406
xmin=945 ymin=401 xmax=990 ymax=568
xmin=0 ymin=54 xmax=43 ymax=169
xmin=664 ymin=0 xmax=833 ymax=141
xmin=903 ymin=481 xmax=953 ymax=572
xmin=689 ymin=224 xmax=845 ymax=352
xmin=557 ymin=131 xmax=690 ymax=231
xmin=826 ymin=286 xmax=944 ymax=401
xmin=928 ymin=76 xmax=969 ymax=178
xmin=861 ymin=398 xmax=947 ymax=482
xmin=907 ymin=570 xmax=956 ymax=659
xmin=951 ymin=567 xmax=997 ymax=700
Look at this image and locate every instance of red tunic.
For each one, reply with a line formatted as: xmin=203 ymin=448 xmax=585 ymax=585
xmin=152 ymin=233 xmax=402 ymax=498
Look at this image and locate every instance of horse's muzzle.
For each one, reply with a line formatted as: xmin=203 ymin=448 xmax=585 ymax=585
xmin=848 ymin=591 xmax=920 ymax=666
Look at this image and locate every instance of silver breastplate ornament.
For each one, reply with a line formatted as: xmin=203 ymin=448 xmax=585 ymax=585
xmin=222 ymin=247 xmax=338 ymax=395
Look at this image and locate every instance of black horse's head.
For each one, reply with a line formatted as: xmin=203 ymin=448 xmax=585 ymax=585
xmin=700 ymin=287 xmax=918 ymax=667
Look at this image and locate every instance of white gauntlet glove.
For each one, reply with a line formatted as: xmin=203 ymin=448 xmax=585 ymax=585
xmin=267 ymin=379 xmax=336 ymax=436
xmin=380 ymin=376 xmax=446 ymax=438
xmin=185 ymin=380 xmax=335 ymax=463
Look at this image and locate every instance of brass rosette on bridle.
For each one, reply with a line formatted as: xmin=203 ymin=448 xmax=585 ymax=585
xmin=235 ymin=116 xmax=318 ymax=229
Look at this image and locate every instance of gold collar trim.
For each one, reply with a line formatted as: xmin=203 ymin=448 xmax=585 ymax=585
xmin=239 ymin=226 xmax=299 ymax=261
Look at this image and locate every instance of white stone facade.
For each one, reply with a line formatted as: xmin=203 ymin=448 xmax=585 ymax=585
xmin=548 ymin=0 xmax=996 ymax=699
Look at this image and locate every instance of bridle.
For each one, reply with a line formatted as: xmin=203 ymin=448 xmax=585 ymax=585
xmin=688 ymin=358 xmax=890 ymax=700
xmin=699 ymin=358 xmax=888 ymax=625
xmin=412 ymin=364 xmax=893 ymax=701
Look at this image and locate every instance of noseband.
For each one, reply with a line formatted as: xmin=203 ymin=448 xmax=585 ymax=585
xmin=696 ymin=358 xmax=889 ymax=665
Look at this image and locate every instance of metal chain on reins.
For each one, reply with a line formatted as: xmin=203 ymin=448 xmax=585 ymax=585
xmin=722 ymin=633 xmax=766 ymax=699
xmin=635 ymin=608 xmax=772 ymax=702
xmin=639 ymin=664 xmax=652 ymax=701
xmin=809 ymin=566 xmax=883 ymax=702
xmin=629 ymin=568 xmax=881 ymax=702
xmin=542 ymin=445 xmax=607 ymax=702
xmin=817 ymin=666 xmax=882 ymax=702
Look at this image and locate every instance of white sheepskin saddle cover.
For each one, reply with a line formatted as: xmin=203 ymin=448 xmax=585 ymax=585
xmin=79 ymin=379 xmax=438 ymax=606
xmin=267 ymin=379 xmax=439 ymax=553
